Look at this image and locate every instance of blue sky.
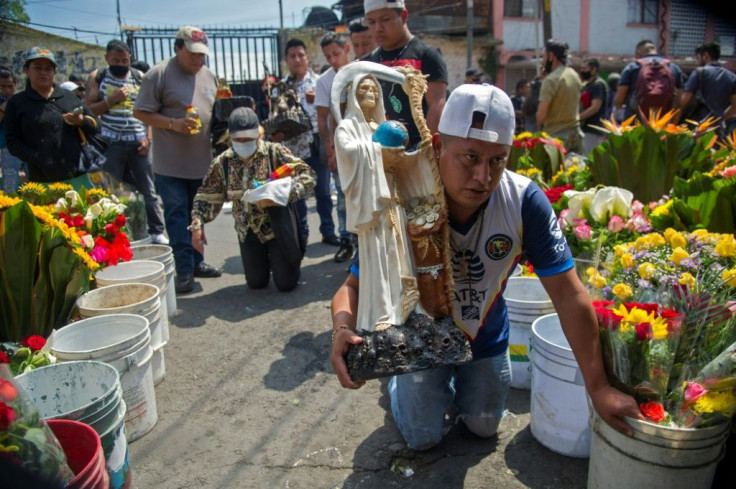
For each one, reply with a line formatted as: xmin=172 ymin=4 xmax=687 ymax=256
xmin=24 ymin=0 xmax=335 ymax=45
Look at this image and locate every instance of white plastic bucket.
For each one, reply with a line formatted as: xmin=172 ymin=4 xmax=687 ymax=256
xmin=76 ymin=284 xmax=166 ymax=383
xmin=131 ymin=244 xmax=176 ymax=318
xmin=151 ymin=343 xmax=166 ymax=386
xmin=50 ymin=314 xmax=158 ymax=442
xmin=587 ymin=410 xmax=730 ymax=489
xmin=99 ymin=399 xmax=132 ymax=489
xmin=504 ymin=277 xmax=555 ymax=390
xmin=530 ymin=313 xmax=591 ymax=458
xmin=129 ymin=234 xmax=152 ymax=247
xmin=95 ymin=260 xmax=170 ymax=337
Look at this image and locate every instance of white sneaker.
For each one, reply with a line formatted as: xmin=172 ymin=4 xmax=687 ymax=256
xmin=150 ymin=233 xmax=169 ymax=245
xmin=222 ymin=201 xmax=233 ymax=213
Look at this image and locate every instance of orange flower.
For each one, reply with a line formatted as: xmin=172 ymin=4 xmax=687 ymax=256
xmin=641 ymin=108 xmax=679 ymax=132
xmin=686 ymin=115 xmax=721 ymax=137
xmin=591 ymin=113 xmax=639 ymax=136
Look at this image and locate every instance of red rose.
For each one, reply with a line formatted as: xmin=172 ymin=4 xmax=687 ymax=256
xmin=25 ymin=335 xmax=46 ymax=351
xmin=104 ymin=223 xmax=118 ymax=235
xmin=593 ymin=301 xmax=621 ymax=329
xmin=639 ymin=401 xmax=667 ymax=423
xmin=72 ymin=214 xmax=85 ymax=227
xmin=0 ymin=351 xmax=9 ymax=364
xmin=635 ymin=322 xmax=653 ymax=340
xmin=0 ymin=401 xmax=18 ymax=430
xmin=0 ymin=379 xmax=17 ymax=401
xmin=115 ymin=214 xmax=126 ymax=227
xmin=624 ymin=302 xmax=659 ymax=315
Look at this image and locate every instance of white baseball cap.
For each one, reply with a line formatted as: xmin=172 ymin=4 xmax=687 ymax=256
xmin=175 ymin=26 xmax=211 ymax=56
xmin=364 ymin=0 xmax=406 ymax=15
xmin=60 ymin=81 xmax=80 ymax=91
xmin=438 ymin=83 xmax=515 ymax=145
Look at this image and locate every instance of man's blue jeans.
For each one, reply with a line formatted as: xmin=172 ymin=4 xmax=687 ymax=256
xmin=388 ymin=350 xmax=511 ymax=451
xmin=154 ymin=173 xmax=203 ymax=276
xmin=1 ymin=147 xmax=23 ymax=194
xmin=296 ymin=136 xmax=335 ymax=240
xmin=104 ymin=140 xmax=165 ymax=235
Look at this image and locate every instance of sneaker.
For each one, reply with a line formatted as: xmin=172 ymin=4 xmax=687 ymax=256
xmin=150 ymin=233 xmax=169 ymax=245
xmin=334 ymin=238 xmax=354 ymax=263
xmin=175 ymin=274 xmax=195 ymax=294
xmin=194 ymin=262 xmax=222 ymax=278
xmin=321 ymin=235 xmax=341 ymax=247
xmin=222 ymin=201 xmax=233 ymax=213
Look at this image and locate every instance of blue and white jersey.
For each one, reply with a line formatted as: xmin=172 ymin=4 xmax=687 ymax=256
xmin=451 ymin=170 xmax=572 ymax=358
xmin=349 ymin=170 xmax=572 ymax=360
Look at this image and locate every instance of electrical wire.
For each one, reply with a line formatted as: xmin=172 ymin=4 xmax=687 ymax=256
xmin=0 ymin=16 xmax=117 ymax=36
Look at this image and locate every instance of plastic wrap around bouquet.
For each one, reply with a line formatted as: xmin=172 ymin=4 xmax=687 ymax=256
xmin=243 ymin=177 xmax=293 ymax=207
xmin=0 ymin=364 xmax=75 ymax=485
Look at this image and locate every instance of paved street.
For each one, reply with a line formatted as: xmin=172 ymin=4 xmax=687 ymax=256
xmin=127 ymin=199 xmax=589 ymax=488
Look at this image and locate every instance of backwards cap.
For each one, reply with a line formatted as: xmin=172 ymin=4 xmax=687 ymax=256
xmin=438 ymin=83 xmax=515 ymax=145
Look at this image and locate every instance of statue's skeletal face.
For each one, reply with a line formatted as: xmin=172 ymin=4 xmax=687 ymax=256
xmin=357 ymin=77 xmax=378 ymax=112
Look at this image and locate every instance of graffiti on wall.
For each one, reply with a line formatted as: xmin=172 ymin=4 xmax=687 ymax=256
xmin=0 ymin=50 xmax=106 ymax=81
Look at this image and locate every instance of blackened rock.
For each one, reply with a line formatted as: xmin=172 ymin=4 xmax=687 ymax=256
xmin=346 ymin=313 xmax=472 ymax=382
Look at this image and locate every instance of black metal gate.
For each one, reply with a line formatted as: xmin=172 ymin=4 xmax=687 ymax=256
xmin=124 ymin=26 xmax=281 ymax=84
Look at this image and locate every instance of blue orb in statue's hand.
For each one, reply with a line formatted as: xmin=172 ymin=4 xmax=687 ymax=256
xmin=372 ymin=120 xmax=409 ymax=148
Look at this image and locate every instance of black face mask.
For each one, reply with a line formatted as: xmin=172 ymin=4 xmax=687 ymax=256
xmin=544 ymin=60 xmax=553 ymax=74
xmin=580 ymin=71 xmax=592 ymax=81
xmin=108 ymin=65 xmax=129 ymax=78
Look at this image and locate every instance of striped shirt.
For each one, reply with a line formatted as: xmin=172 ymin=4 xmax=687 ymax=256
xmin=99 ymin=70 xmax=147 ymax=142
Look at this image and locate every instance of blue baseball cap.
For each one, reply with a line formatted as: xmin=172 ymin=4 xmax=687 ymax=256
xmin=24 ymin=46 xmax=57 ymax=67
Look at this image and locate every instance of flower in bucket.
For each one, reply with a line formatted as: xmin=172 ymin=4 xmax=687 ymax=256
xmin=594 ymin=300 xmax=681 ymax=407
xmin=0 ymin=365 xmax=74 ymax=484
xmin=639 ymin=401 xmax=668 ymax=424
xmin=1 ymin=336 xmax=55 ymax=375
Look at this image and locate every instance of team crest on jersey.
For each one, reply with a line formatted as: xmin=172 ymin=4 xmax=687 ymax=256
xmin=485 ymin=234 xmax=513 ymax=260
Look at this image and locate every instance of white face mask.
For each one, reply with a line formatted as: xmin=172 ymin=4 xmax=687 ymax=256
xmin=232 ymin=140 xmax=258 ymax=158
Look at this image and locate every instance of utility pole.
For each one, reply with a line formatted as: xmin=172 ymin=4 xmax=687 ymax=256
xmin=466 ymin=0 xmax=473 ymax=70
xmin=542 ymin=0 xmax=552 ymax=42
xmin=279 ymin=0 xmax=284 ymax=29
xmin=116 ymin=0 xmax=122 ymax=39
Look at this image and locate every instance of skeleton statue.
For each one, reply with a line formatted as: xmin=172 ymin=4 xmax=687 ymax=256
xmin=331 ymin=62 xmax=471 ymax=380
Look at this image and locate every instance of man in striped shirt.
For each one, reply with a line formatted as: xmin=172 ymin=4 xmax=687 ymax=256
xmin=86 ymin=40 xmax=167 ymax=245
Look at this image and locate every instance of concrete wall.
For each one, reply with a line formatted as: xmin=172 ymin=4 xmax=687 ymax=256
xmin=551 ymin=0 xmax=581 ymax=52
xmin=502 ymin=18 xmax=543 ymax=52
xmin=588 ymin=0 xmax=658 ymax=56
xmin=0 ymin=21 xmax=106 ymax=86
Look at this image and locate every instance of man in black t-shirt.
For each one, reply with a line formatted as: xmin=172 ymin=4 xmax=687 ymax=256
xmin=362 ymin=0 xmax=448 ymax=148
xmin=579 ymin=58 xmax=608 ymax=155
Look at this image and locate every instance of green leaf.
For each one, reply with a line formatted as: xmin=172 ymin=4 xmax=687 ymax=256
xmin=0 ymin=202 xmax=41 ymax=341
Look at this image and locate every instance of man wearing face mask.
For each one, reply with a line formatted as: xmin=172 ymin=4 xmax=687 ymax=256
xmin=190 ymin=108 xmax=316 ymax=291
xmin=536 ymin=38 xmax=583 ymax=153
xmin=87 ymin=40 xmax=167 ymax=245
xmin=578 ymin=58 xmax=608 ymax=155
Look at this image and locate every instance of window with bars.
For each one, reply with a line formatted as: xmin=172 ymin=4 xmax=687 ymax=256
xmin=504 ymin=0 xmax=539 ymax=18
xmin=627 ymin=0 xmax=658 ymax=24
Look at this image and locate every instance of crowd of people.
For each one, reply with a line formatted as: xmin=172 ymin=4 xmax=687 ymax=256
xmin=1 ymin=0 xmax=735 ymax=454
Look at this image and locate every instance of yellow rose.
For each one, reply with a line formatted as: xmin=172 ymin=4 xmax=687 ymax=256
xmin=722 ymin=269 xmax=736 ymax=287
xmin=715 ymin=236 xmax=736 ymax=257
xmin=612 ymin=283 xmax=633 ymax=300
xmin=647 ymin=233 xmax=666 ymax=247
xmin=621 ymin=253 xmax=635 ymax=269
xmin=690 ymin=229 xmax=709 ymax=239
xmin=614 ymin=244 xmax=629 ymax=257
xmin=593 ymin=273 xmax=607 ymax=289
xmin=638 ymin=262 xmax=656 ymax=280
xmin=663 ymin=228 xmax=687 ymax=248
xmin=669 ymin=247 xmax=690 ymax=265
xmin=651 ymin=201 xmax=673 ymax=217
xmin=679 ymin=273 xmax=696 ymax=289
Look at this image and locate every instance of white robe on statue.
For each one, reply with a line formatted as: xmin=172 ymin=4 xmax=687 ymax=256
xmin=334 ymin=74 xmax=416 ymax=331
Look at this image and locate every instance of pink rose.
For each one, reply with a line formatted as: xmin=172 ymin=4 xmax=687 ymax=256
xmin=684 ymin=382 xmax=706 ymax=403
xmin=558 ymin=209 xmax=570 ymax=230
xmin=719 ymin=166 xmax=736 ymax=179
xmin=631 ymin=200 xmax=644 ymax=213
xmin=607 ymin=215 xmax=624 ymax=233
xmin=89 ymin=246 xmax=109 ymax=264
xmin=574 ymin=223 xmax=592 ymax=240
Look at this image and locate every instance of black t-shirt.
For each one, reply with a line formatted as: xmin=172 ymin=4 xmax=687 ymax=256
xmin=580 ymin=76 xmax=608 ymax=133
xmin=364 ymin=37 xmax=448 ymax=147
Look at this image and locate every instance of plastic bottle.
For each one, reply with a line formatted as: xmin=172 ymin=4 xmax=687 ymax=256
xmin=186 ymin=105 xmax=201 ymax=134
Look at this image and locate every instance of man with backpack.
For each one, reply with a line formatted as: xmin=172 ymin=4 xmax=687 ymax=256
xmin=613 ymin=39 xmax=683 ymax=120
xmin=86 ymin=39 xmax=167 ymax=245
xmin=680 ymin=42 xmax=736 ymax=136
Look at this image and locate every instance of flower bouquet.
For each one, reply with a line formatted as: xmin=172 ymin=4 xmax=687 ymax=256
xmin=1 ymin=335 xmax=55 ymax=376
xmin=0 ymin=364 xmax=74 ymax=485
xmin=509 ymin=131 xmax=567 ymax=182
xmin=0 ymin=192 xmax=98 ymax=342
xmin=586 ymin=229 xmax=736 ymax=302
